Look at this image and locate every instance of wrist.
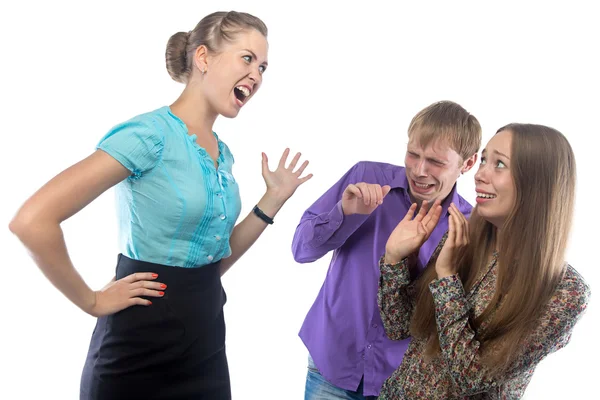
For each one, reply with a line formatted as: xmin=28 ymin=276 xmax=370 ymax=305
xmin=258 ymin=191 xmax=286 ymax=217
xmin=436 ymin=269 xmax=456 ymax=279
xmin=80 ymin=289 xmax=98 ymax=316
xmin=340 ymin=199 xmax=352 ymax=216
xmin=384 ymin=251 xmax=405 ymax=265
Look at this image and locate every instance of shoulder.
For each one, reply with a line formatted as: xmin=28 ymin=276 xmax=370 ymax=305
xmin=96 ymin=107 xmax=170 ymax=172
xmin=555 ymin=265 xmax=592 ymax=314
xmin=100 ymin=107 xmax=170 ymax=143
xmin=531 ymin=264 xmax=591 ymax=349
xmin=122 ymin=107 xmax=173 ymax=137
xmin=454 ymin=190 xmax=474 ymax=215
xmin=346 ymin=161 xmax=405 ymax=183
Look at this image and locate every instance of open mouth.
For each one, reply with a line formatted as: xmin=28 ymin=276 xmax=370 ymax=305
xmin=414 ymin=182 xmax=433 ymax=188
xmin=476 ymin=192 xmax=497 ymax=199
xmin=412 ymin=180 xmax=434 ymax=190
xmin=234 ymin=85 xmax=250 ymax=104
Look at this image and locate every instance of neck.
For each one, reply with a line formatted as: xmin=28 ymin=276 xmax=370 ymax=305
xmin=492 ymin=229 xmax=500 ymax=255
xmin=170 ymin=83 xmax=218 ymax=139
xmin=407 ymin=190 xmax=449 ymax=211
xmin=408 ymin=191 xmax=423 ymax=208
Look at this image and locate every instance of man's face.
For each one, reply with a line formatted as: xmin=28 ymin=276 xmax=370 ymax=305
xmin=404 ymin=137 xmax=472 ymax=204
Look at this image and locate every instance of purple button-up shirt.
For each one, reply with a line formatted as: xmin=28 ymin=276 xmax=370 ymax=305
xmin=292 ymin=161 xmax=472 ymax=396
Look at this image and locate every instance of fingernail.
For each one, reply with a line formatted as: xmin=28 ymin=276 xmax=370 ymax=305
xmin=159 ymin=291 xmax=165 ymax=296
xmin=148 ymin=301 xmax=153 ymax=305
xmin=160 ymin=284 xmax=167 ymax=289
xmin=152 ymin=274 xmax=158 ymax=278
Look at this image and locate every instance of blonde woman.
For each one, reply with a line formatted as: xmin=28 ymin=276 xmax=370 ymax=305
xmin=10 ymin=11 xmax=312 ymax=399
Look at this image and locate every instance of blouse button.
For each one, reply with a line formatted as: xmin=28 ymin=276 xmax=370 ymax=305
xmin=207 ymin=255 xmax=214 ymax=261
xmin=215 ymin=235 xmax=221 ymax=241
xmin=220 ymin=214 xmax=226 ymax=220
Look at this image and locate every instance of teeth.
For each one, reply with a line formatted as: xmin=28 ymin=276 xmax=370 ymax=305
xmin=477 ymin=193 xmax=496 ymax=199
xmin=414 ymin=182 xmax=432 ymax=188
xmin=236 ymin=86 xmax=250 ymax=97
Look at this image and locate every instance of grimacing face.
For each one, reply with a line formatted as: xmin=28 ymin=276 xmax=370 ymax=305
xmin=404 ymin=137 xmax=474 ymax=205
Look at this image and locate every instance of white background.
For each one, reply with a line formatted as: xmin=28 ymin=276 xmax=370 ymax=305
xmin=1 ymin=1 xmax=598 ymax=398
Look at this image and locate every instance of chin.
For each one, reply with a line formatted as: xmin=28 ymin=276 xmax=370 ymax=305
xmin=220 ymin=108 xmax=241 ymax=119
xmin=475 ymin=207 xmax=501 ymax=227
xmin=475 ymin=206 xmax=487 ymax=218
xmin=414 ymin=190 xmax=441 ymax=203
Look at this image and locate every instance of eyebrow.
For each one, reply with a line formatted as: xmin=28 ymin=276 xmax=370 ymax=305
xmin=428 ymin=157 xmax=448 ymax=164
xmin=407 ymin=148 xmax=448 ymax=164
xmin=244 ymin=49 xmax=268 ymax=65
xmin=493 ymin=149 xmax=510 ymax=159
xmin=482 ymin=149 xmax=510 ymax=159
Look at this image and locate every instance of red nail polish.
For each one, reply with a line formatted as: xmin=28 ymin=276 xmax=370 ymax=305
xmin=148 ymin=301 xmax=153 ymax=305
xmin=152 ymin=274 xmax=158 ymax=278
xmin=160 ymin=284 xmax=167 ymax=289
xmin=159 ymin=291 xmax=165 ymax=296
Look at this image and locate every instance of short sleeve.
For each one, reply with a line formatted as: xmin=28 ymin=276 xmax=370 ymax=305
xmin=96 ymin=118 xmax=164 ymax=177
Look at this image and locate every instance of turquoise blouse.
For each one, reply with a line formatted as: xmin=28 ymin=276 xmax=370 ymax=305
xmin=97 ymin=106 xmax=242 ymax=268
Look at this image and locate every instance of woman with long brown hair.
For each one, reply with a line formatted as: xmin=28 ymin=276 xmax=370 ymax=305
xmin=377 ymin=123 xmax=590 ymax=399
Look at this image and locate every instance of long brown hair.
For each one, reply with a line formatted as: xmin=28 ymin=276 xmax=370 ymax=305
xmin=410 ymin=123 xmax=576 ymax=374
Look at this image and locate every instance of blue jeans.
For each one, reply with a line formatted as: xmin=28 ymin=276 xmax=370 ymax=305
xmin=305 ymin=356 xmax=378 ymax=400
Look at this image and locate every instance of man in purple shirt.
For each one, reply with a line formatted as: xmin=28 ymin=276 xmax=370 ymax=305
xmin=292 ymin=101 xmax=482 ymax=399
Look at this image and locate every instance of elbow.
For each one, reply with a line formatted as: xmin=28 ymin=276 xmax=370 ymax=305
xmin=292 ymin=246 xmax=318 ymax=264
xmin=9 ymin=208 xmax=43 ymax=241
xmin=291 ymin=224 xmax=322 ymax=264
xmin=9 ymin=212 xmax=30 ymax=238
xmin=292 ymin=251 xmax=310 ymax=264
xmin=387 ymin=330 xmax=410 ymax=342
xmin=381 ymin=321 xmax=409 ymax=341
xmin=380 ymin=310 xmax=411 ymax=341
xmin=291 ymin=248 xmax=308 ymax=263
xmin=291 ymin=241 xmax=317 ymax=264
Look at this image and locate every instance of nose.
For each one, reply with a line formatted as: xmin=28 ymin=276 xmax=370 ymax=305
xmin=414 ymin=159 xmax=428 ymax=177
xmin=248 ymin=69 xmax=261 ymax=85
xmin=475 ymin=162 xmax=489 ymax=183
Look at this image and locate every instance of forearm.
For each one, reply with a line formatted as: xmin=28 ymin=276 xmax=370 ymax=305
xmin=291 ymin=201 xmax=368 ymax=263
xmin=219 ymin=192 xmax=283 ymax=275
xmin=10 ymin=219 xmax=96 ymax=313
xmin=378 ymin=256 xmax=415 ymax=340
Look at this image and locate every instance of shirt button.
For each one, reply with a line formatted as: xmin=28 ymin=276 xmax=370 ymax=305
xmin=217 ymin=193 xmax=223 ymax=198
xmin=215 ymin=235 xmax=221 ymax=241
xmin=207 ymin=255 xmax=214 ymax=261
xmin=367 ymin=344 xmax=372 ymax=349
xmin=220 ymin=214 xmax=226 ymax=220
xmin=362 ymin=354 xmax=365 ymax=360
xmin=372 ymin=324 xmax=377 ymax=329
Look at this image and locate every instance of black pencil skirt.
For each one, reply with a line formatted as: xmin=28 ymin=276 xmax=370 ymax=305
xmin=80 ymin=254 xmax=230 ymax=399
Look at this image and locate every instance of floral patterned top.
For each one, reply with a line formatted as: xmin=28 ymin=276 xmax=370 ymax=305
xmin=377 ymin=237 xmax=591 ymax=399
